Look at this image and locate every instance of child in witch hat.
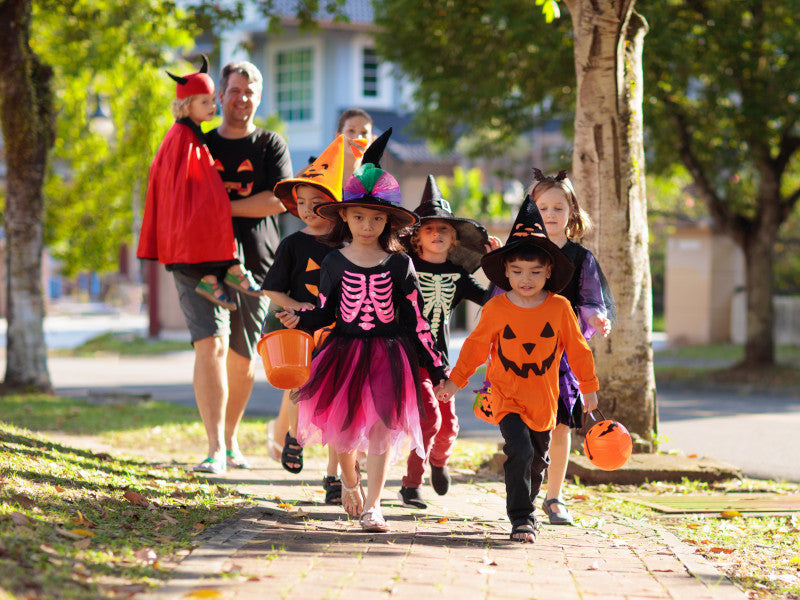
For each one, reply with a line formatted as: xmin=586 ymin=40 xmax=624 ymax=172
xmin=261 ymin=135 xmax=351 ymax=503
xmin=436 ymin=195 xmax=600 ymax=543
xmin=276 ymin=129 xmax=447 ymax=533
xmin=137 ymin=55 xmax=262 ymax=311
xmin=396 ymin=175 xmax=501 ymax=509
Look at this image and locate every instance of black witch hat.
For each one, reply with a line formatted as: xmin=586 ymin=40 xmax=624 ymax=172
xmin=400 ymin=175 xmax=489 ymax=273
xmin=480 ymin=195 xmax=574 ymax=292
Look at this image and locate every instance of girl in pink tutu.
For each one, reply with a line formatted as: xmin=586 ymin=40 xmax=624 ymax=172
xmin=277 ymin=129 xmax=446 ymax=533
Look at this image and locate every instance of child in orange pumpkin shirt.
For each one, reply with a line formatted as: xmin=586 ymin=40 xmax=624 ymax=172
xmin=436 ymin=195 xmax=599 ymax=543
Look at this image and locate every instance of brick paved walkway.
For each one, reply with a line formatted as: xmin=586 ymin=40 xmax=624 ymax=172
xmin=138 ymin=455 xmax=747 ymax=600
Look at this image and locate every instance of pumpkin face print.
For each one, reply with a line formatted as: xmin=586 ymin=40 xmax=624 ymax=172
xmin=497 ymin=322 xmax=558 ymax=378
xmin=213 ymin=158 xmax=254 ymax=197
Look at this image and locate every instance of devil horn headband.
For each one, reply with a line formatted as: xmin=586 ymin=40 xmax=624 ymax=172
xmin=166 ymin=71 xmax=188 ymax=85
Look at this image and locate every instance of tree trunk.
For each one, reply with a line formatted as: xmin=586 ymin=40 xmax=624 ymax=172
xmin=566 ymin=1 xmax=655 ymax=449
xmin=0 ymin=0 xmax=54 ymax=393
xmin=741 ymin=188 xmax=779 ymax=366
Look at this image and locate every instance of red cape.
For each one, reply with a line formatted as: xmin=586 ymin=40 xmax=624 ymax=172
xmin=137 ymin=122 xmax=237 ymax=265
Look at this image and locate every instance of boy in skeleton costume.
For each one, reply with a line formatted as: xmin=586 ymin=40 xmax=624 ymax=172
xmin=396 ymin=176 xmax=501 ymax=509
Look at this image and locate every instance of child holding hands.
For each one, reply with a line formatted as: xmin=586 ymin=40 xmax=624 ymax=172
xmin=397 ymin=175 xmax=501 ymax=509
xmin=436 ymin=196 xmax=599 ymax=543
xmin=277 ymin=129 xmax=446 ymax=533
xmin=137 ymin=56 xmax=262 ymax=311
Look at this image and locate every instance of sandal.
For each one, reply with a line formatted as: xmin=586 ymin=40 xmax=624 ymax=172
xmin=510 ymin=519 xmax=539 ymax=543
xmin=359 ymin=507 xmax=390 ymax=533
xmin=281 ymin=433 xmax=303 ymax=474
xmin=323 ymin=475 xmax=342 ymax=505
xmin=542 ymin=498 xmax=574 ymax=526
xmin=341 ymin=466 xmax=365 ymax=518
xmin=192 ymin=456 xmax=226 ymax=475
xmin=224 ymin=268 xmax=263 ymax=297
xmin=226 ymin=449 xmax=251 ymax=469
xmin=195 ymin=280 xmax=237 ymax=311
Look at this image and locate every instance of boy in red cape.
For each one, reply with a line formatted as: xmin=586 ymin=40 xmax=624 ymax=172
xmin=137 ymin=56 xmax=262 ymax=310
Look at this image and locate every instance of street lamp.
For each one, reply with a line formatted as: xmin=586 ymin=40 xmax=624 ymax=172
xmin=88 ymin=93 xmax=115 ymax=141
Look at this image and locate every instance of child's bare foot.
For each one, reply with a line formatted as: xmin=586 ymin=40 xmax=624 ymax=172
xmin=340 ymin=465 xmax=364 ymax=518
xmin=195 ymin=277 xmax=236 ymax=310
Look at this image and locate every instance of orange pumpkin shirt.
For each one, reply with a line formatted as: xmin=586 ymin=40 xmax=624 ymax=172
xmin=449 ymin=292 xmax=599 ymax=432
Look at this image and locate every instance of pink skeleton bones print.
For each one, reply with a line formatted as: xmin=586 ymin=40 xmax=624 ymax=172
xmin=340 ymin=270 xmax=395 ymax=331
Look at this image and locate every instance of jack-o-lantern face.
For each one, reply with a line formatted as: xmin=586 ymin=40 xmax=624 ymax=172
xmin=213 ymin=158 xmax=254 ymax=197
xmin=497 ymin=322 xmax=558 ymax=378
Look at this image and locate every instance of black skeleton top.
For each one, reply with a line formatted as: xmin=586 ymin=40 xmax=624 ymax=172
xmin=297 ymin=250 xmax=447 ymax=382
xmin=412 ymin=256 xmax=489 ymax=365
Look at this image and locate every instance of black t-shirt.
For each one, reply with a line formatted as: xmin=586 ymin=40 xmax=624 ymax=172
xmin=412 ymin=256 xmax=489 ymax=363
xmin=261 ymin=231 xmax=339 ymax=305
xmin=205 ymin=128 xmax=293 ymax=281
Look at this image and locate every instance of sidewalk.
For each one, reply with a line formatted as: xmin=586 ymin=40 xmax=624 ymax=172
xmin=137 ymin=454 xmax=746 ymax=600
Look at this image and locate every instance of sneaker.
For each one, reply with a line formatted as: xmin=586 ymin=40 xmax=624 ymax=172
xmin=192 ymin=456 xmax=226 ymax=475
xmin=430 ymin=465 xmax=451 ymax=495
xmin=398 ymin=486 xmax=428 ymax=509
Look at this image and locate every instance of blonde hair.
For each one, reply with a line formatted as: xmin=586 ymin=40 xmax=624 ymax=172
xmin=530 ymin=178 xmax=592 ymax=240
xmin=407 ymin=220 xmax=460 ymax=256
xmin=171 ymin=96 xmax=194 ymax=120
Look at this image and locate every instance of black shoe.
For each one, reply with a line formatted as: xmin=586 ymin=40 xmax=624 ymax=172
xmin=430 ymin=465 xmax=451 ymax=496
xmin=398 ymin=486 xmax=428 ymax=509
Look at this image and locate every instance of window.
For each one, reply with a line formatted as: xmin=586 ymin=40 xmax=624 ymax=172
xmin=275 ymin=48 xmax=313 ymax=122
xmin=362 ymin=47 xmax=379 ymax=98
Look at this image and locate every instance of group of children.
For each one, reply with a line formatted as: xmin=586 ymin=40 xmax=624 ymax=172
xmin=140 ymin=58 xmax=615 ymax=542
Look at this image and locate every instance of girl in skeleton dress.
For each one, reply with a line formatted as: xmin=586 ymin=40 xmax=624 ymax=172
xmin=277 ymin=129 xmax=446 ymax=533
xmin=395 ymin=175 xmax=501 ymax=510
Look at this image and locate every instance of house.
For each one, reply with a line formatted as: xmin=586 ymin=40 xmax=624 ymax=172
xmin=149 ymin=0 xmax=459 ymax=334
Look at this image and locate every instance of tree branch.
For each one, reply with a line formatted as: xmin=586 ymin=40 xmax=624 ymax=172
xmin=662 ymin=96 xmax=743 ymax=237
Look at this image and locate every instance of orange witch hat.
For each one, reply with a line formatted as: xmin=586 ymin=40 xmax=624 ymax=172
xmin=273 ymin=135 xmax=349 ymax=217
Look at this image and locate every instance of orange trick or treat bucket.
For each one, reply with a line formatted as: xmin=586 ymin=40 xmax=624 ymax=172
xmin=256 ymin=329 xmax=314 ymax=389
xmin=583 ymin=410 xmax=633 ymax=471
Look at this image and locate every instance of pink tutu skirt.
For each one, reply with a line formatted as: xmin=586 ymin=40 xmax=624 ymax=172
xmin=296 ymin=334 xmax=425 ymax=461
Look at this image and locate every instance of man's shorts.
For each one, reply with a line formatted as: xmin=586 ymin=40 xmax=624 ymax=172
xmin=172 ymin=270 xmax=269 ymax=360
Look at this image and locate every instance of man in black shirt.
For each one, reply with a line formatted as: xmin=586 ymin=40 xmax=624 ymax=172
xmin=176 ymin=60 xmax=293 ymax=475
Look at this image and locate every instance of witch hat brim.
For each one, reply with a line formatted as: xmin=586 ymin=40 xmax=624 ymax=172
xmin=399 ymin=175 xmax=489 ymax=272
xmin=480 ymin=195 xmax=574 ymax=292
xmin=273 ymin=135 xmax=347 ymax=216
xmin=316 ymin=128 xmax=418 ymax=230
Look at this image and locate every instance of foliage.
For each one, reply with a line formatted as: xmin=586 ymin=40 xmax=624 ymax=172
xmin=436 ymin=166 xmax=512 ymax=220
xmin=31 ymin=0 xmax=198 ymax=277
xmin=0 ymin=417 xmax=243 ymax=600
xmin=52 ymin=331 xmax=191 ymax=357
xmin=373 ymin=0 xmax=575 ymax=151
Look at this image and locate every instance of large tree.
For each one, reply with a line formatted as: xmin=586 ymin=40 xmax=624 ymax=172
xmin=1 ymin=0 xmax=54 ymax=392
xmin=643 ymin=1 xmax=800 ymax=366
xmin=376 ymin=0 xmax=656 ymax=447
xmin=1 ymin=0 xmax=195 ymax=392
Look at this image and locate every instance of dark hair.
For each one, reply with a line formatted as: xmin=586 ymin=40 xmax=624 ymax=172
xmin=336 ymin=108 xmax=373 ymax=134
xmin=320 ymin=208 xmax=404 ymax=253
xmin=219 ymin=61 xmax=262 ymax=96
xmin=503 ymin=245 xmax=554 ymax=267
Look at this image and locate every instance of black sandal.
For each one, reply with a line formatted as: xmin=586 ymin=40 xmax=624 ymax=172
xmin=322 ymin=475 xmax=342 ymax=505
xmin=281 ymin=433 xmax=303 ymax=474
xmin=510 ymin=519 xmax=539 ymax=543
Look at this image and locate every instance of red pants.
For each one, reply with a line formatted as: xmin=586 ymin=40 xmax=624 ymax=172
xmin=402 ymin=371 xmax=459 ymax=488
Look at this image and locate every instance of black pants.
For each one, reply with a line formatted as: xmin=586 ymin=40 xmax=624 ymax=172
xmin=498 ymin=413 xmax=552 ymax=527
